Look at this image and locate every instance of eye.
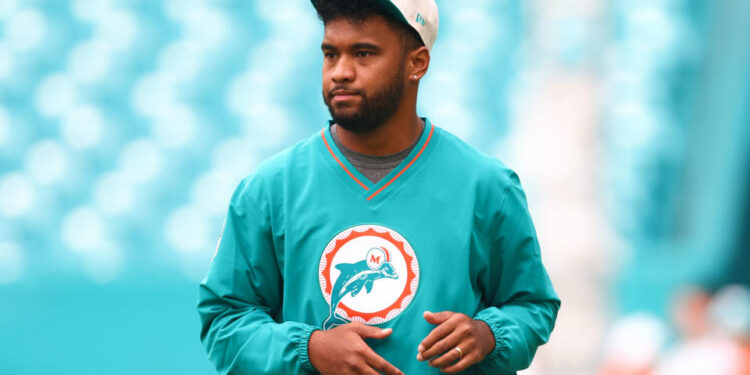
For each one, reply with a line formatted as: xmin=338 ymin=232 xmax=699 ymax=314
xmin=356 ymin=51 xmax=372 ymax=58
xmin=323 ymin=51 xmax=336 ymax=59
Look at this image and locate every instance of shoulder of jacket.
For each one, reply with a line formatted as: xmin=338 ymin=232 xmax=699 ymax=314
xmin=232 ymin=130 xmax=318 ymax=201
xmin=437 ymin=126 xmax=519 ymax=189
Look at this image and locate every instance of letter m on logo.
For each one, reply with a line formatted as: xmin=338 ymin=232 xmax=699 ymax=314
xmin=370 ymin=255 xmax=381 ymax=265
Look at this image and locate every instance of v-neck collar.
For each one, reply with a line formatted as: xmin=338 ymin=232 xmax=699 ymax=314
xmin=319 ymin=117 xmax=438 ymax=204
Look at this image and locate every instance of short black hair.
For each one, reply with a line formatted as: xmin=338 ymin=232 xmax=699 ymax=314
xmin=313 ymin=0 xmax=424 ymax=53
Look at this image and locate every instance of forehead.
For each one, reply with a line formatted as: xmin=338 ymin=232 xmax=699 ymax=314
xmin=322 ymin=15 xmax=401 ymax=48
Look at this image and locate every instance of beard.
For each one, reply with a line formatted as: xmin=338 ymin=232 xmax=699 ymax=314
xmin=322 ymin=65 xmax=405 ymax=134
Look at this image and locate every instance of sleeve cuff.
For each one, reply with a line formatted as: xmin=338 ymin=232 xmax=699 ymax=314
xmin=474 ymin=309 xmax=511 ymax=367
xmin=296 ymin=325 xmax=319 ymax=373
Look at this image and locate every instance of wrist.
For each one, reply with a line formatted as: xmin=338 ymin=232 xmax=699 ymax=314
xmin=299 ymin=327 xmax=320 ymax=373
xmin=473 ymin=319 xmax=496 ymax=357
xmin=308 ymin=329 xmax=322 ymax=370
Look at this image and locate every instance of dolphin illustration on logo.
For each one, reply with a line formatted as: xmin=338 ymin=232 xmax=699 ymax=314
xmin=322 ymin=247 xmax=399 ymax=330
xmin=319 ymin=225 xmax=419 ymax=328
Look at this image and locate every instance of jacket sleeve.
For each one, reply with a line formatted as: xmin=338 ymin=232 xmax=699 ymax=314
xmin=197 ymin=179 xmax=318 ymax=375
xmin=473 ymin=171 xmax=561 ymax=374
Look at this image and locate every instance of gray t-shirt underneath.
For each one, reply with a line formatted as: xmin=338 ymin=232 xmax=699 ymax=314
xmin=330 ymin=123 xmax=421 ymax=184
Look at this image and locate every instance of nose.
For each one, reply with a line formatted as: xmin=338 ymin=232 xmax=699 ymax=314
xmin=330 ymin=55 xmax=355 ymax=83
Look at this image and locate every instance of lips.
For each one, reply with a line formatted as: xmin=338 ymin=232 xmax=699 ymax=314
xmin=331 ymin=89 xmax=359 ymax=96
xmin=330 ymin=88 xmax=361 ymax=102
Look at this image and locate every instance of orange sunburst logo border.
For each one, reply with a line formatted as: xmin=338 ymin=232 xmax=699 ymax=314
xmin=319 ymin=225 xmax=419 ymax=324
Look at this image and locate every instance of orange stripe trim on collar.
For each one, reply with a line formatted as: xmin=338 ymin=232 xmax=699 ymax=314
xmin=321 ymin=129 xmax=370 ymax=191
xmin=367 ymin=123 xmax=435 ymax=201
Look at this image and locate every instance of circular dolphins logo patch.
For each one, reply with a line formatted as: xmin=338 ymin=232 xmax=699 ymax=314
xmin=319 ymin=224 xmax=419 ymax=329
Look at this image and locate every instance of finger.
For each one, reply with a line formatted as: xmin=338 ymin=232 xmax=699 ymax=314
xmin=427 ymin=343 xmax=462 ymax=368
xmin=364 ymin=348 xmax=403 ymax=375
xmin=423 ymin=310 xmax=454 ymax=325
xmin=417 ymin=315 xmax=460 ymax=355
xmin=440 ymin=352 xmax=478 ymax=374
xmin=351 ymin=323 xmax=393 ymax=339
xmin=421 ymin=329 xmax=464 ymax=362
xmin=429 ymin=339 xmax=475 ymax=368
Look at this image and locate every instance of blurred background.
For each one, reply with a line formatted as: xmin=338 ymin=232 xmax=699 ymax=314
xmin=0 ymin=0 xmax=748 ymax=374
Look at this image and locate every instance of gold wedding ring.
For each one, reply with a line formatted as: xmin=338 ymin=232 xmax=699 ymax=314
xmin=454 ymin=346 xmax=463 ymax=359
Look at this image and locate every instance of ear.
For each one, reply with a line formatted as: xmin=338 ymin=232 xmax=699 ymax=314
xmin=407 ymin=46 xmax=430 ymax=82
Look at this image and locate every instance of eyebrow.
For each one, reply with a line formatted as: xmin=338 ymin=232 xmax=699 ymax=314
xmin=352 ymin=42 xmax=380 ymax=50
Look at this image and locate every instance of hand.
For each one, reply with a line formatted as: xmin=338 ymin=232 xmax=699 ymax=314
xmin=308 ymin=322 xmax=403 ymax=375
xmin=416 ymin=311 xmax=496 ymax=373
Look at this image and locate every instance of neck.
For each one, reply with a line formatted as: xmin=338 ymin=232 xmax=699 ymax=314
xmin=335 ymin=103 xmax=424 ymax=156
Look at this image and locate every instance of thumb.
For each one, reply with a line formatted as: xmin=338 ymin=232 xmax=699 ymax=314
xmin=351 ymin=323 xmax=393 ymax=339
xmin=423 ymin=310 xmax=454 ymax=325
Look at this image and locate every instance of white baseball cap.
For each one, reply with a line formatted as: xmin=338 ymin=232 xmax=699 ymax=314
xmin=311 ymin=0 xmax=439 ymax=52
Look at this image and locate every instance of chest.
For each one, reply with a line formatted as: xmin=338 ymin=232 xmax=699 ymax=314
xmin=275 ymin=167 xmax=488 ymax=326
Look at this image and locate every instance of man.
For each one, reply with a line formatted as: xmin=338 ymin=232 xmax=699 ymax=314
xmin=197 ymin=0 xmax=560 ymax=374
